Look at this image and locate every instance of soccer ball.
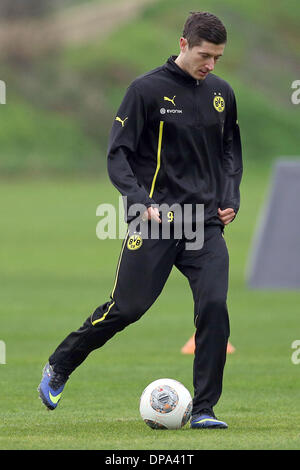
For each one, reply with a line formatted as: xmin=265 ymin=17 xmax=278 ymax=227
xmin=139 ymin=378 xmax=192 ymax=430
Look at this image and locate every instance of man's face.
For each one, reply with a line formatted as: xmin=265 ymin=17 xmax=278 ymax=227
xmin=178 ymin=38 xmax=225 ymax=80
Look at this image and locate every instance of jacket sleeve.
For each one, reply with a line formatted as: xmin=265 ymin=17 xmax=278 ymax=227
xmin=220 ymin=88 xmax=243 ymax=214
xmin=107 ymin=84 xmax=155 ymax=219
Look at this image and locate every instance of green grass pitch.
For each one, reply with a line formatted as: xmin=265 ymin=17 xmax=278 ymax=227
xmin=1 ymin=164 xmax=300 ymax=450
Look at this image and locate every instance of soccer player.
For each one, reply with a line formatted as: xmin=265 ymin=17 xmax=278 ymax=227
xmin=38 ymin=12 xmax=242 ymax=429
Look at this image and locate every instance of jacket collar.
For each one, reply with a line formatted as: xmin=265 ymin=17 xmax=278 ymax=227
xmin=164 ymin=55 xmax=203 ymax=86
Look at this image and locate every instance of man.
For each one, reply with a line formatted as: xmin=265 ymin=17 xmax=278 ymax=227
xmin=38 ymin=11 xmax=242 ymax=429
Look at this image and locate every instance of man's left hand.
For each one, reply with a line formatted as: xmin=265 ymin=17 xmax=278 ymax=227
xmin=218 ymin=208 xmax=236 ymax=225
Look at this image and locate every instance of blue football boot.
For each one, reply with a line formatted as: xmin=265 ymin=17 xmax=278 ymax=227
xmin=38 ymin=362 xmax=69 ymax=410
xmin=191 ymin=409 xmax=228 ymax=429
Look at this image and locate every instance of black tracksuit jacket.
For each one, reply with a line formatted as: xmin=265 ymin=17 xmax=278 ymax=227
xmin=107 ymin=55 xmax=243 ymax=226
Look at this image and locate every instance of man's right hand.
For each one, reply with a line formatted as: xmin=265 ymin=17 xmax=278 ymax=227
xmin=142 ymin=207 xmax=161 ymax=223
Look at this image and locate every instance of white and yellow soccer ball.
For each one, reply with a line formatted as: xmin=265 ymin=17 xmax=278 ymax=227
xmin=139 ymin=378 xmax=192 ymax=430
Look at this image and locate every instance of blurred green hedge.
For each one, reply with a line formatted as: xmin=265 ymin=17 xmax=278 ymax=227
xmin=0 ymin=0 xmax=299 ymax=175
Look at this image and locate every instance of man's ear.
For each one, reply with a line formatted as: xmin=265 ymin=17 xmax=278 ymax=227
xmin=179 ymin=37 xmax=188 ymax=52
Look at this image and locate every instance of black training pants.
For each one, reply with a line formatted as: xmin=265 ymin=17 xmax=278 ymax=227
xmin=49 ymin=223 xmax=230 ymax=415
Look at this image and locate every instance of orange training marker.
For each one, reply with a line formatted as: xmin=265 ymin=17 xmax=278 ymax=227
xmin=181 ymin=334 xmax=235 ymax=354
xmin=181 ymin=335 xmax=196 ymax=354
xmin=226 ymin=341 xmax=236 ymax=354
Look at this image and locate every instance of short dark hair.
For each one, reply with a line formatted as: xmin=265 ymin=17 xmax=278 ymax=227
xmin=182 ymin=12 xmax=227 ymax=47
